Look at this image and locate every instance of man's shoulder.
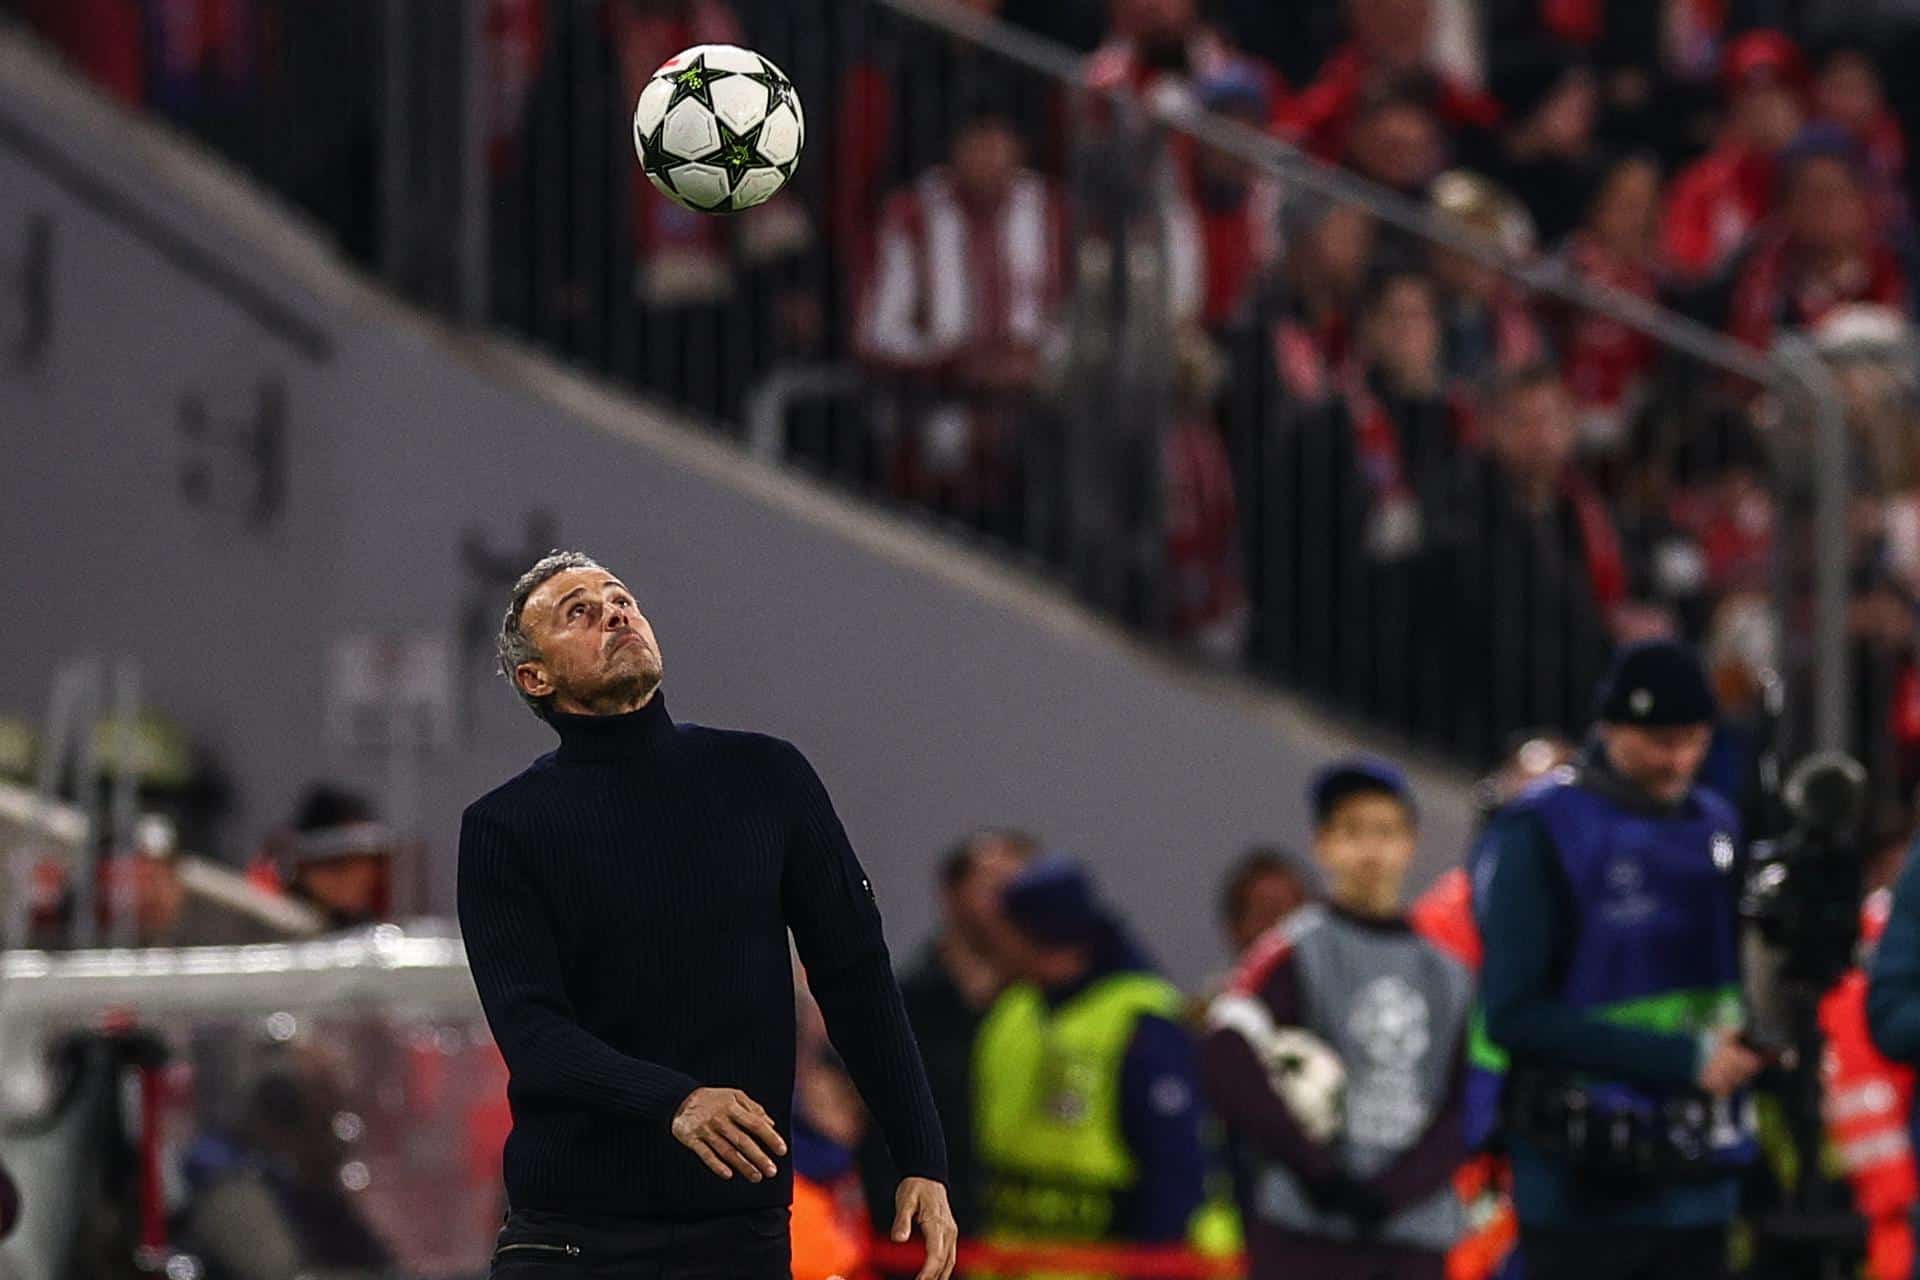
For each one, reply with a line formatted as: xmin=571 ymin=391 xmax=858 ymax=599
xmin=675 ymin=721 xmax=816 ymax=782
xmin=462 ymin=753 xmax=563 ymax=829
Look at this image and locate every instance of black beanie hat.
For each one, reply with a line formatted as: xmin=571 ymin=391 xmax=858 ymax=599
xmin=1595 ymin=640 xmax=1718 ymax=727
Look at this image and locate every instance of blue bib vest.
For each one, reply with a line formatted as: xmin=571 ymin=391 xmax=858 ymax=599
xmin=1501 ymin=774 xmax=1755 ymax=1225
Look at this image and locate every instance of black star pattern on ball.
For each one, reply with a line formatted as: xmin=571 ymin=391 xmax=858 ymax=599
xmin=660 ymin=51 xmax=736 ymax=113
xmin=637 ymin=118 xmax=676 ymax=178
xmin=742 ymin=58 xmax=795 ymax=116
xmin=707 ymin=117 xmax=768 ymax=188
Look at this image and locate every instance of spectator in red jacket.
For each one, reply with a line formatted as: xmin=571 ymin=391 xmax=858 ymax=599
xmin=855 ymin=105 xmax=1065 ymax=525
xmin=1552 ymin=151 xmax=1663 ymax=452
xmin=1661 ymin=29 xmax=1807 ymax=280
xmin=1812 ymin=44 xmax=1910 ymax=239
xmin=1284 ymin=0 xmax=1501 ymax=161
xmin=1727 ymin=126 xmax=1913 ymax=351
xmin=1190 ymin=65 xmax=1285 ymax=331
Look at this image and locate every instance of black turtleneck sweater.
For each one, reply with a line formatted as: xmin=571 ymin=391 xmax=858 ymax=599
xmin=457 ymin=691 xmax=946 ymax=1219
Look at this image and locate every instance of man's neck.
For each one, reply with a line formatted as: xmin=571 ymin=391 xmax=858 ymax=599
xmin=555 ymin=683 xmax=659 ymax=719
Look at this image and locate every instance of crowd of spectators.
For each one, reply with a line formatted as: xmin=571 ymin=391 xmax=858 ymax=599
xmin=19 ymin=0 xmax=1920 ymax=780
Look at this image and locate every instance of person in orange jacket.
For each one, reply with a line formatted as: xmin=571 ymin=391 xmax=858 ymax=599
xmin=1828 ymin=871 xmax=1918 ymax=1280
xmin=1407 ymin=733 xmax=1575 ymax=1280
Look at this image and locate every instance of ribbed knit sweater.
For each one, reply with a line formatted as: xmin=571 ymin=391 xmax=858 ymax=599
xmin=457 ymin=691 xmax=946 ymax=1218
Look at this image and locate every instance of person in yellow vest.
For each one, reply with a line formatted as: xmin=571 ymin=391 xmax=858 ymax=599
xmin=974 ymin=854 xmax=1208 ymax=1259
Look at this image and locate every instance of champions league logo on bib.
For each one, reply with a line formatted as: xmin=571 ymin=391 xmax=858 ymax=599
xmin=1344 ymin=976 xmax=1434 ymax=1148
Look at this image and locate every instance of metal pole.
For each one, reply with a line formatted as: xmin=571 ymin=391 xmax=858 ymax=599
xmin=456 ymin=0 xmax=489 ymax=324
xmin=65 ymin=660 xmax=103 ymax=951
xmin=1773 ymin=338 xmax=1853 ymax=754
xmin=14 ymin=662 xmax=80 ymax=952
xmin=105 ymin=657 xmax=142 ymax=948
xmin=378 ymin=0 xmax=411 ymax=286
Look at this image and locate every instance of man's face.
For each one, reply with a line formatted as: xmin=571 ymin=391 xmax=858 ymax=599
xmin=515 ymin=568 xmax=664 ymax=716
xmin=1817 ymin=54 xmax=1882 ymax=133
xmin=1306 ymin=207 xmax=1377 ymax=295
xmin=1493 ymin=381 xmax=1577 ymax=488
xmin=1787 ymin=156 xmax=1870 ymax=255
xmin=1117 ymin=0 xmax=1195 ymax=41
xmin=1350 ymin=102 xmax=1443 ymax=192
xmin=1229 ymin=870 xmax=1308 ymax=954
xmin=1315 ymin=793 xmax=1417 ymax=917
xmin=945 ymin=841 xmax=1026 ymax=953
xmin=1349 ymin=0 xmax=1432 ymax=70
xmin=1731 ymin=80 xmax=1804 ymax=152
xmin=952 ymin=121 xmax=1021 ymax=202
xmin=1589 ymin=157 xmax=1661 ymax=255
xmin=1364 ymin=276 xmax=1441 ymax=385
xmin=296 ymin=854 xmax=386 ymax=925
xmin=1602 ymin=722 xmax=1713 ymax=804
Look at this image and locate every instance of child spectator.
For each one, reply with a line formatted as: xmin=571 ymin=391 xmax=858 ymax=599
xmin=1202 ymin=759 xmax=1471 ymax=1280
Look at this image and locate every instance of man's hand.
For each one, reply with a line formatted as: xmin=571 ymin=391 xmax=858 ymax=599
xmin=1696 ymin=1028 xmax=1764 ymax=1097
xmin=670 ymin=1088 xmax=786 ymax=1182
xmin=891 ymin=1176 xmax=957 ymax=1280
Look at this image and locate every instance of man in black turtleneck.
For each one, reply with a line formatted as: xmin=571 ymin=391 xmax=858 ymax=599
xmin=458 ymin=551 xmax=955 ymax=1280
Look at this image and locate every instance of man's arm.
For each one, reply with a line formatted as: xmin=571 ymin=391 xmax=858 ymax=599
xmin=1869 ymin=839 xmax=1920 ymax=1061
xmin=457 ymin=810 xmax=701 ymax=1122
xmin=776 ymin=744 xmax=948 ymax=1183
xmin=1477 ymin=810 xmax=1700 ymax=1086
xmin=1356 ymin=1039 xmax=1466 ymax=1211
xmin=1198 ymin=943 xmax=1343 ymax=1187
xmin=1116 ymin=1013 xmax=1208 ymax=1242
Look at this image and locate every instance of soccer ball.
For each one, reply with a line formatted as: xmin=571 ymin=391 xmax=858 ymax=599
xmin=1210 ymin=993 xmax=1347 ymax=1144
xmin=632 ymin=44 xmax=804 ymax=214
xmin=1262 ymin=1027 xmax=1347 ymax=1145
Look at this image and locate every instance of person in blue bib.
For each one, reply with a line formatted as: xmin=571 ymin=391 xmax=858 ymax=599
xmin=1476 ymin=639 xmax=1764 ymax=1280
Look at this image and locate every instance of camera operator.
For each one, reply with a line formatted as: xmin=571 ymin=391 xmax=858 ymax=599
xmin=1477 ymin=640 xmax=1761 ymax=1280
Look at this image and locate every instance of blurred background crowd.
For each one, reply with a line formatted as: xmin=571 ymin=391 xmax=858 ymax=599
xmin=19 ymin=0 xmax=1920 ymax=790
xmin=11 ymin=0 xmax=1920 ymax=1277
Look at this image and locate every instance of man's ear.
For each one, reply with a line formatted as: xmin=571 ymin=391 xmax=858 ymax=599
xmin=515 ymin=661 xmax=552 ymax=699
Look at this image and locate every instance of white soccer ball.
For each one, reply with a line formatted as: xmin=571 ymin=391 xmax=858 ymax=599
xmin=1261 ymin=1027 xmax=1347 ymax=1145
xmin=633 ymin=44 xmax=805 ymax=214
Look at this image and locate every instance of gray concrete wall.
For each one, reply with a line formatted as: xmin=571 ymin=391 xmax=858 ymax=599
xmin=0 ymin=30 xmax=1476 ymax=986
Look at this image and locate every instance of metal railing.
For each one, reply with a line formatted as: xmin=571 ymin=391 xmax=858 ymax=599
xmin=5 ymin=0 xmax=1869 ymax=787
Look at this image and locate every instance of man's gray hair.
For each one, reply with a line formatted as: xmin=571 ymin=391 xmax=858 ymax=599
xmin=497 ymin=549 xmax=608 ymax=721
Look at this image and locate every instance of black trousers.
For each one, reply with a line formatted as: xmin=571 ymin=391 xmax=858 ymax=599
xmin=488 ymin=1206 xmax=791 ymax=1279
xmin=1519 ymin=1225 xmax=1727 ymax=1280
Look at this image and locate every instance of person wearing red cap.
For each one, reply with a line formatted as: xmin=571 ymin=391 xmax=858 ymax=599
xmin=1661 ymin=30 xmax=1807 ymax=280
